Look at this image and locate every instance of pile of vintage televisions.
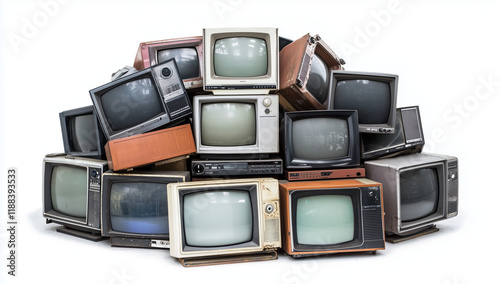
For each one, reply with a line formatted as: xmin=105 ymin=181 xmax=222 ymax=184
xmin=42 ymin=27 xmax=459 ymax=267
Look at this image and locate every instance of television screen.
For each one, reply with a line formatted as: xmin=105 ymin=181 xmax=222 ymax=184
xmin=201 ymin=102 xmax=256 ymax=146
xmin=50 ymin=165 xmax=87 ymax=218
xmin=296 ymin=194 xmax=354 ymax=245
xmin=109 ymin=182 xmax=169 ymax=235
xmin=329 ymin=71 xmax=398 ymax=134
xmin=213 ymin=37 xmax=268 ymax=77
xmin=333 ymin=79 xmax=390 ymax=124
xmin=157 ymin=47 xmax=200 ymax=79
xmin=183 ymin=189 xmax=253 ymax=247
xmin=282 ymin=110 xmax=360 ymax=170
xmin=292 ymin=117 xmax=349 ymax=160
xmin=68 ymin=114 xmax=98 ymax=153
xmin=100 ymin=77 xmax=163 ymax=132
xmin=305 ymin=55 xmax=330 ymax=105
xmin=400 ymin=168 xmax=439 ymax=222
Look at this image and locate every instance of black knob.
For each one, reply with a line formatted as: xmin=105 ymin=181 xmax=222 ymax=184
xmin=161 ymin=67 xmax=172 ymax=78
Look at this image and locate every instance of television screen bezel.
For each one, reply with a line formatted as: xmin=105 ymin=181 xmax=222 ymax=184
xmin=133 ymin=36 xmax=204 ymax=90
xmin=329 ymin=70 xmax=398 ymax=134
xmin=397 ymin=162 xmax=446 ymax=232
xmin=289 ymin=188 xmax=363 ymax=251
xmin=282 ymin=110 xmax=360 ymax=170
xmin=203 ymin=27 xmax=279 ymax=95
xmin=100 ymin=171 xmax=190 ymax=240
xmin=59 ymin=105 xmax=107 ymax=160
xmin=42 ymin=155 xmax=108 ymax=233
xmin=193 ymin=94 xmax=279 ymax=155
xmin=178 ymin=184 xmax=260 ymax=252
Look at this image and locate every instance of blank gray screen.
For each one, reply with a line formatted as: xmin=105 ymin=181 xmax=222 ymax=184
xmin=213 ymin=37 xmax=268 ymax=77
xmin=292 ymin=118 xmax=349 ymax=160
xmin=201 ymin=103 xmax=256 ymax=146
xmin=400 ymin=168 xmax=439 ymax=221
xmin=183 ymin=190 xmax=253 ymax=247
xmin=334 ymin=80 xmax=391 ymax=124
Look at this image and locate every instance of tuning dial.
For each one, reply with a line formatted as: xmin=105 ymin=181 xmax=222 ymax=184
xmin=193 ymin=163 xmax=205 ymax=175
xmin=262 ymin=97 xmax=272 ymax=107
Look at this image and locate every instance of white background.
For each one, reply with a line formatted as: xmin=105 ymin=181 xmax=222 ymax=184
xmin=1 ymin=0 xmax=499 ymax=283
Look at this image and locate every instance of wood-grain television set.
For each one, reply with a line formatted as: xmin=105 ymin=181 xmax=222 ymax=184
xmin=279 ymin=179 xmax=385 ymax=257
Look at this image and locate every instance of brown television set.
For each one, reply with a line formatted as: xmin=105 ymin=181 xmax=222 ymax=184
xmin=279 ymin=33 xmax=345 ymax=111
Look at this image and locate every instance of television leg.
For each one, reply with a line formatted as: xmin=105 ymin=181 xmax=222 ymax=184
xmin=56 ymin=226 xmax=107 ymax=242
xmin=385 ymin=225 xmax=439 ymax=244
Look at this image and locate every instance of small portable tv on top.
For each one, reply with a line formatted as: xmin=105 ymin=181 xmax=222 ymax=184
xmin=279 ymin=178 xmax=385 ymax=258
xmin=42 ymin=154 xmax=108 ymax=240
xmin=90 ymin=59 xmax=192 ymax=141
xmin=282 ymin=110 xmax=360 ymax=170
xmin=279 ymin=34 xmax=345 ymax=111
xmin=329 ymin=70 xmax=398 ymax=134
xmin=193 ymin=94 xmax=279 ymax=157
xmin=362 ymin=106 xmax=424 ymax=160
xmin=59 ymin=105 xmax=107 ymax=160
xmin=168 ymin=178 xmax=281 ymax=267
xmin=364 ymin=153 xmax=458 ymax=242
xmin=101 ymin=170 xmax=190 ymax=248
xmin=133 ymin=36 xmax=204 ymax=90
xmin=203 ymin=27 xmax=279 ymax=95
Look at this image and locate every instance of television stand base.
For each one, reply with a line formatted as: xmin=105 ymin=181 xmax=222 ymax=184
xmin=178 ymin=249 xmax=278 ymax=267
xmin=385 ymin=225 xmax=439 ymax=243
xmin=56 ymin=226 xmax=107 ymax=242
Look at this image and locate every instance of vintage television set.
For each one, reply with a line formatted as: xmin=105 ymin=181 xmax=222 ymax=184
xmin=100 ymin=170 xmax=190 ymax=248
xmin=203 ymin=27 xmax=279 ymax=95
xmin=59 ymin=105 xmax=107 ymax=160
xmin=329 ymin=70 xmax=398 ymax=134
xmin=361 ymin=106 xmax=424 ymax=160
xmin=282 ymin=110 xmax=360 ymax=173
xmin=167 ymin=178 xmax=281 ymax=267
xmin=193 ymin=94 xmax=279 ymax=157
xmin=364 ymin=152 xmax=459 ymax=242
xmin=279 ymin=33 xmax=345 ymax=111
xmin=279 ymin=178 xmax=385 ymax=258
xmin=133 ymin=36 xmax=203 ymax=90
xmin=42 ymin=154 xmax=108 ymax=241
xmin=89 ymin=59 xmax=192 ymax=141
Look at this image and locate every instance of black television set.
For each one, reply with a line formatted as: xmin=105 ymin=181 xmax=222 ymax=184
xmin=329 ymin=70 xmax=398 ymax=134
xmin=42 ymin=154 xmax=108 ymax=241
xmin=59 ymin=105 xmax=107 ymax=160
xmin=364 ymin=152 xmax=459 ymax=242
xmin=100 ymin=170 xmax=190 ymax=248
xmin=361 ymin=106 xmax=425 ymax=160
xmin=89 ymin=59 xmax=192 ymax=140
xmin=281 ymin=110 xmax=360 ymax=170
